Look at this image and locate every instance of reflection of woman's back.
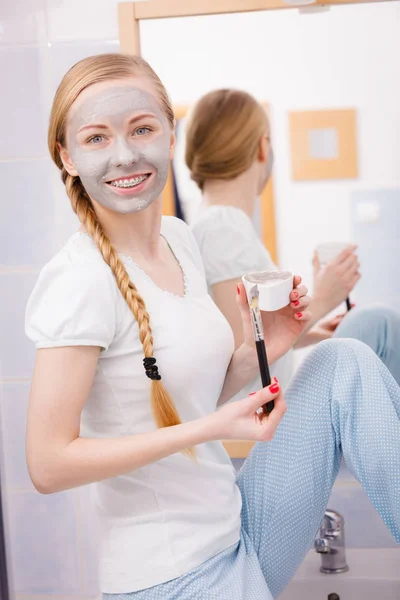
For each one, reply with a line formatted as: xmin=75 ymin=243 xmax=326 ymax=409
xmin=187 ymin=90 xmax=294 ymax=392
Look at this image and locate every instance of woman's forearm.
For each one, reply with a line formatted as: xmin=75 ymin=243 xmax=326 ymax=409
xmin=217 ymin=344 xmax=259 ymax=406
xmin=293 ymin=297 xmax=332 ymax=348
xmin=30 ymin=414 xmax=218 ymax=495
xmin=294 ymin=326 xmax=332 ymax=348
xmin=307 ymin=296 xmax=330 ymax=327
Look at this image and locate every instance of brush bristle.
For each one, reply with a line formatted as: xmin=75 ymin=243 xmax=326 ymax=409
xmin=250 ymin=297 xmax=259 ymax=309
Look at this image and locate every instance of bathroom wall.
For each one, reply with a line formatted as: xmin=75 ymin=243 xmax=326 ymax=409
xmin=1 ymin=1 xmax=399 ymax=598
xmin=0 ymin=1 xmax=123 ymax=597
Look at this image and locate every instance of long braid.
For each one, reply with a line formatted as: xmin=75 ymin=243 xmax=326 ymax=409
xmin=63 ymin=169 xmax=183 ymax=431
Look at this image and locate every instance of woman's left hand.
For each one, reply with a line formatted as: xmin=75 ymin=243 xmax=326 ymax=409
xmin=236 ymin=275 xmax=312 ymax=365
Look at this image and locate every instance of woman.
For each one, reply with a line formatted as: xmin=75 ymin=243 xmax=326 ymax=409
xmin=186 ymin=89 xmax=400 ymax=388
xmin=25 ymin=55 xmax=400 ymax=600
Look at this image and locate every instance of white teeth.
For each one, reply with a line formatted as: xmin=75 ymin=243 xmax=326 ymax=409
xmin=110 ymin=175 xmax=148 ymax=188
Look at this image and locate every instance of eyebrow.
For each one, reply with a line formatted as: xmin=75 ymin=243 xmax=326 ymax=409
xmin=77 ymin=113 xmax=159 ymax=134
xmin=128 ymin=112 xmax=159 ymax=125
xmin=78 ymin=123 xmax=109 ymax=134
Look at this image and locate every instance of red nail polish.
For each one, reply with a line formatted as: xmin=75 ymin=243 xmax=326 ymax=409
xmin=236 ymin=285 xmax=240 ymax=295
xmin=249 ymin=392 xmax=256 ymax=396
xmin=269 ymin=384 xmax=280 ymax=393
xmin=293 ymin=292 xmax=299 ymax=299
xmin=296 ymin=312 xmax=303 ymax=318
xmin=293 ymin=300 xmax=300 ymax=307
xmin=273 ymin=376 xmax=278 ymax=383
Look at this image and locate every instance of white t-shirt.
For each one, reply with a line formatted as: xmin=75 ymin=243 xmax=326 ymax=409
xmin=191 ymin=204 xmax=294 ymax=392
xmin=25 ymin=217 xmax=242 ymax=594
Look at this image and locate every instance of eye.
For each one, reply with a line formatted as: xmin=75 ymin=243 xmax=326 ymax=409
xmin=134 ymin=127 xmax=151 ymax=136
xmin=87 ymin=135 xmax=105 ymax=144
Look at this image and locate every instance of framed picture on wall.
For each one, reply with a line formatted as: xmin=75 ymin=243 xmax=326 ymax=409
xmin=288 ymin=108 xmax=358 ymax=181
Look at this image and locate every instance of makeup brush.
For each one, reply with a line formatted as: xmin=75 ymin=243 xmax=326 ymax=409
xmin=248 ymin=289 xmax=274 ymax=415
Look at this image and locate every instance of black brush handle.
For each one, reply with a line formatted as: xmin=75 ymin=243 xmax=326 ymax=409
xmin=255 ymin=340 xmax=274 ymax=414
xmin=345 ymin=297 xmax=352 ymax=312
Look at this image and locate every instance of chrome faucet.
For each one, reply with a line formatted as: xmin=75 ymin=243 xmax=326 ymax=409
xmin=314 ymin=509 xmax=349 ymax=574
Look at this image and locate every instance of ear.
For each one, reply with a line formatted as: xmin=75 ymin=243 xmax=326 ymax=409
xmin=258 ymin=134 xmax=270 ymax=164
xmin=169 ymin=130 xmax=176 ymax=161
xmin=57 ymin=142 xmax=79 ymax=177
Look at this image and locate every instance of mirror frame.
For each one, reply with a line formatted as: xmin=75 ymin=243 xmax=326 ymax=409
xmin=119 ymin=0 xmax=391 ymax=56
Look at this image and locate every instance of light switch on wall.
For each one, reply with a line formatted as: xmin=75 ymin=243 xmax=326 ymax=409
xmin=356 ymin=201 xmax=381 ymax=223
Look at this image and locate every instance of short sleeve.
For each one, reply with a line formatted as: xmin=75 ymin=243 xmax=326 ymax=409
xmin=191 ymin=207 xmax=276 ymax=287
xmin=25 ymin=255 xmax=117 ymax=351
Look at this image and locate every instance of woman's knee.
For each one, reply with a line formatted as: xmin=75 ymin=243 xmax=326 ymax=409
xmin=345 ymin=304 xmax=398 ymax=330
xmin=307 ymin=337 xmax=370 ymax=363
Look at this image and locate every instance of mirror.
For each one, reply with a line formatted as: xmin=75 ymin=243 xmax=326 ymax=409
xmin=116 ymin=2 xmax=400 ymax=585
xmin=119 ymin=0 xmax=400 ymax=458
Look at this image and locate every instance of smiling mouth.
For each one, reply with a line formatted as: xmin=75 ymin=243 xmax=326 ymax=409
xmin=106 ymin=173 xmax=151 ymax=189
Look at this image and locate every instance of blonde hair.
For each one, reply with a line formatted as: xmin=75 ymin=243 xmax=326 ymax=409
xmin=185 ymin=89 xmax=269 ymax=190
xmin=48 ymin=54 xmax=183 ymax=433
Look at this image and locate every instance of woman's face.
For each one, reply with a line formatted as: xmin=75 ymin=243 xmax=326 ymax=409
xmin=61 ymin=77 xmax=174 ymax=214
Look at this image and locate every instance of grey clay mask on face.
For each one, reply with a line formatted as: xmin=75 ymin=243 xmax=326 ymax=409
xmin=66 ymin=86 xmax=171 ymax=214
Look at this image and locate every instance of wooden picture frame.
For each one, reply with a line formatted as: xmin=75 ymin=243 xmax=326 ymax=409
xmin=289 ymin=109 xmax=358 ymax=181
xmin=119 ymin=0 xmax=391 ymax=56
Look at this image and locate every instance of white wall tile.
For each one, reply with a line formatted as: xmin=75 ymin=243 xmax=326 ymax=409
xmin=0 ymin=160 xmax=55 ymax=267
xmin=46 ymin=0 xmax=121 ymax=42
xmin=6 ymin=491 xmax=80 ymax=594
xmin=48 ymin=40 xmax=119 ymax=101
xmin=0 ymin=47 xmax=48 ymax=159
xmin=52 ymin=166 xmax=80 ymax=250
xmin=0 ymin=386 xmax=13 ymax=596
xmin=0 ymin=273 xmax=38 ymax=379
xmin=46 ymin=0 xmax=149 ymax=42
xmin=0 ymin=383 xmax=33 ymax=490
xmin=0 ymin=0 xmax=47 ymax=45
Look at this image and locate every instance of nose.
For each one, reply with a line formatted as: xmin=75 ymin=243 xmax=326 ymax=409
xmin=112 ymin=137 xmax=140 ymax=168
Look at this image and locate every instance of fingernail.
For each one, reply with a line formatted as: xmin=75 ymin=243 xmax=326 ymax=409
xmin=236 ymin=285 xmax=240 ymax=295
xmin=296 ymin=312 xmax=303 ymax=318
xmin=293 ymin=292 xmax=299 ymax=299
xmin=249 ymin=392 xmax=256 ymax=396
xmin=293 ymin=300 xmax=300 ymax=307
xmin=269 ymin=384 xmax=280 ymax=393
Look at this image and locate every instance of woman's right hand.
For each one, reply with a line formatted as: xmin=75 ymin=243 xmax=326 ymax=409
xmin=312 ymin=245 xmax=360 ymax=317
xmin=211 ymin=379 xmax=286 ymax=442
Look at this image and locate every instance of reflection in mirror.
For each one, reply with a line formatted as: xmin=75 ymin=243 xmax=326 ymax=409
xmin=127 ymin=4 xmax=400 ymax=597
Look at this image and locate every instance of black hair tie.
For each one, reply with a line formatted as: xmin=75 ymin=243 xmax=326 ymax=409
xmin=143 ymin=357 xmax=161 ymax=381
